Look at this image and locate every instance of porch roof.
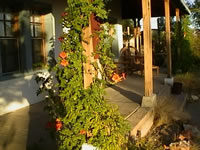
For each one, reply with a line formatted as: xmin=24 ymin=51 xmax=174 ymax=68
xmin=0 ymin=0 xmax=52 ymax=14
xmin=121 ymin=0 xmax=191 ymax=20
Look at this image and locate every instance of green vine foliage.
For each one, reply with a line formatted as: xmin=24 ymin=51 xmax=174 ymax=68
xmin=36 ymin=0 xmax=129 ymax=150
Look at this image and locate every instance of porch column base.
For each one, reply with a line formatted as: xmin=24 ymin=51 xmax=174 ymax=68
xmin=164 ymin=77 xmax=174 ymax=86
xmin=142 ymin=94 xmax=157 ymax=108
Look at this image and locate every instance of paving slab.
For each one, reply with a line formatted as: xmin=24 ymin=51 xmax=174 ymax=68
xmin=0 ymin=102 xmax=57 ymax=150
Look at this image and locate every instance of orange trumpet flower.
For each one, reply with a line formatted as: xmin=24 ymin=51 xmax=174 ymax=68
xmin=61 ymin=59 xmax=69 ymax=67
xmin=112 ymin=73 xmax=122 ymax=83
xmin=59 ymin=51 xmax=67 ymax=59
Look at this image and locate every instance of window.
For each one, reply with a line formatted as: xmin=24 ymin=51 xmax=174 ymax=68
xmin=0 ymin=7 xmax=50 ymax=79
xmin=0 ymin=8 xmax=19 ymax=74
xmin=30 ymin=11 xmax=45 ymax=69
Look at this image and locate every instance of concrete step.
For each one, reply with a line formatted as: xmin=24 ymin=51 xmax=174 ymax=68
xmin=157 ymin=84 xmax=188 ymax=111
xmin=126 ymin=107 xmax=154 ymax=138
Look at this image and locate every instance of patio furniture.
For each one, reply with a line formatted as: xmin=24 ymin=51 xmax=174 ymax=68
xmin=114 ymin=59 xmax=130 ymax=73
xmin=132 ymin=55 xmax=160 ymax=76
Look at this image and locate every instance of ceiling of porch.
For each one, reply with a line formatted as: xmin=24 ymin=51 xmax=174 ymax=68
xmin=121 ymin=0 xmax=190 ymax=20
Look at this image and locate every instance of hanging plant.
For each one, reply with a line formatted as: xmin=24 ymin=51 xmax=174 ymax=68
xmin=36 ymin=0 xmax=129 ymax=149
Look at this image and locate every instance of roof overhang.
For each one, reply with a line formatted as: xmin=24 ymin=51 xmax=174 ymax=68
xmin=0 ymin=0 xmax=52 ymax=14
xmin=121 ymin=0 xmax=190 ymax=20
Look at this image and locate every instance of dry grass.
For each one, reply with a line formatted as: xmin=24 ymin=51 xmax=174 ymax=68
xmin=175 ymin=72 xmax=200 ymax=94
xmin=154 ymin=97 xmax=190 ymax=127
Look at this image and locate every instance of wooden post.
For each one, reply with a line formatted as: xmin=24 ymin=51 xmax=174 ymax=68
xmin=82 ymin=16 xmax=94 ymax=89
xmin=127 ymin=26 xmax=130 ymax=35
xmin=142 ymin=0 xmax=153 ymax=97
xmin=134 ymin=28 xmax=137 ymax=50
xmin=165 ymin=0 xmax=172 ymax=78
xmin=127 ymin=27 xmax=130 ymax=47
xmin=136 ymin=27 xmax=140 ymax=53
xmin=176 ymin=8 xmax=180 ymax=22
xmin=176 ymin=8 xmax=181 ymax=61
xmin=91 ymin=14 xmax=100 ymax=59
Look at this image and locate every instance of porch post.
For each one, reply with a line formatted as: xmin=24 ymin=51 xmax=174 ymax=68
xmin=142 ymin=0 xmax=153 ymax=97
xmin=82 ymin=16 xmax=94 ymax=89
xmin=164 ymin=0 xmax=172 ymax=78
xmin=176 ymin=8 xmax=180 ymax=22
xmin=176 ymin=8 xmax=181 ymax=60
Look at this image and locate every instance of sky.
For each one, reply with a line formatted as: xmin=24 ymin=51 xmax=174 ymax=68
xmin=187 ymin=0 xmax=195 ymax=4
xmin=140 ymin=0 xmax=195 ymax=30
xmin=140 ymin=18 xmax=159 ymax=31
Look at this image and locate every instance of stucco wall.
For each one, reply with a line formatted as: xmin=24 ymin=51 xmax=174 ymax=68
xmin=0 ymin=74 xmax=45 ymax=115
xmin=112 ymin=24 xmax=123 ymax=59
xmin=0 ymin=0 xmax=66 ymax=115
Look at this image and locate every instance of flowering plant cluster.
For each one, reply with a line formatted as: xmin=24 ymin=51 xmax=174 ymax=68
xmin=112 ymin=73 xmax=126 ymax=83
xmin=46 ymin=118 xmax=63 ymax=131
xmin=36 ymin=0 xmax=129 ymax=150
xmin=59 ymin=51 xmax=69 ymax=67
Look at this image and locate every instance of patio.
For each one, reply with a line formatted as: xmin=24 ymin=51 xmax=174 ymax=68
xmin=0 ymin=72 xmax=184 ymax=150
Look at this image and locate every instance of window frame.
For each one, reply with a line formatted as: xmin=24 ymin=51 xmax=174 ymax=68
xmin=30 ymin=11 xmax=46 ymax=69
xmin=0 ymin=8 xmax=15 ymax=37
xmin=0 ymin=8 xmax=20 ymax=76
xmin=0 ymin=6 xmax=50 ymax=81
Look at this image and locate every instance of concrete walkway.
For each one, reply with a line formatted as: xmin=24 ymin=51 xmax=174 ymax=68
xmin=0 ymin=73 xmax=168 ymax=150
xmin=0 ymin=102 xmax=56 ymax=150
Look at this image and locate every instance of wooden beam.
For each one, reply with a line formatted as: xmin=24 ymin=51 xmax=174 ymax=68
xmin=165 ymin=0 xmax=172 ymax=78
xmin=176 ymin=8 xmax=180 ymax=22
xmin=142 ymin=0 xmax=153 ymax=97
xmin=82 ymin=16 xmax=94 ymax=89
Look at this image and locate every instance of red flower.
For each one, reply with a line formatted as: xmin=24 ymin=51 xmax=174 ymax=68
xmin=55 ymin=118 xmax=62 ymax=131
xmin=61 ymin=12 xmax=68 ymax=17
xmin=46 ymin=121 xmax=53 ymax=129
xmin=61 ymin=59 xmax=69 ymax=67
xmin=112 ymin=73 xmax=121 ymax=83
xmin=80 ymin=129 xmax=86 ymax=135
xmin=58 ymin=36 xmax=64 ymax=42
xmin=59 ymin=51 xmax=67 ymax=59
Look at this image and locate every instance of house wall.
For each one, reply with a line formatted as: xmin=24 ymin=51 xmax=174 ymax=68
xmin=0 ymin=0 xmax=66 ymax=115
xmin=0 ymin=0 xmax=123 ymax=115
xmin=112 ymin=24 xmax=123 ymax=59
